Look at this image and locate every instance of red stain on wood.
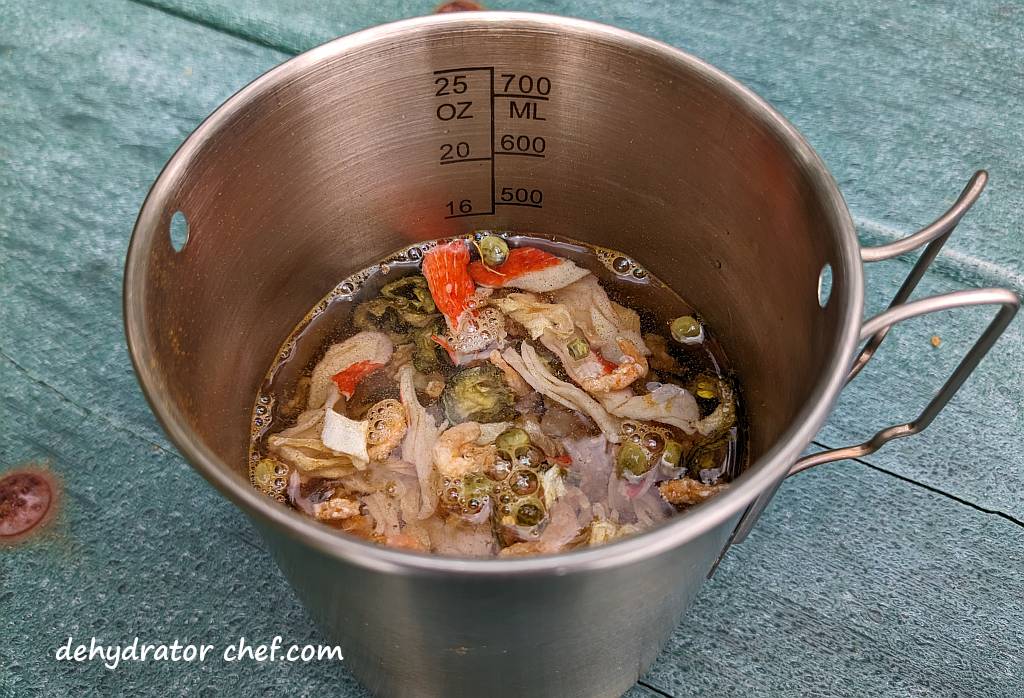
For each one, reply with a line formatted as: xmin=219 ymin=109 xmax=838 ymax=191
xmin=0 ymin=465 xmax=59 ymax=544
xmin=435 ymin=1 xmax=483 ymax=12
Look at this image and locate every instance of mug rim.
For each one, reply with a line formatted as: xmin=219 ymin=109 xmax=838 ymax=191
xmin=124 ymin=11 xmax=864 ymax=576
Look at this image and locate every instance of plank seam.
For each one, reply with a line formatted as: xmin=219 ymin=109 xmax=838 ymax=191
xmin=0 ymin=349 xmax=178 ymax=460
xmin=811 ymin=440 xmax=1024 ymax=529
xmin=123 ymin=0 xmax=298 ymax=56
xmin=637 ymin=679 xmax=675 ymax=698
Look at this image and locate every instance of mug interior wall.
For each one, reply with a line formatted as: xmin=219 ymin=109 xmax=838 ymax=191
xmin=137 ymin=20 xmax=849 ymax=478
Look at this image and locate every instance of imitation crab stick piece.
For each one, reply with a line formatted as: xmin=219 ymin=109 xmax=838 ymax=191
xmin=307 ymin=331 xmax=393 ymax=409
xmin=422 ymin=241 xmax=476 ymax=330
xmin=468 ymin=247 xmax=590 ymax=292
xmin=330 ymin=360 xmax=384 ymax=399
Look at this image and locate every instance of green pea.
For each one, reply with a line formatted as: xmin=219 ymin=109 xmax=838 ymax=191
xmin=662 ymin=441 xmax=684 ymax=467
xmin=478 ymin=235 xmax=509 ymax=267
xmin=670 ymin=315 xmax=702 ymax=342
xmin=693 ymin=375 xmax=718 ymax=400
xmin=617 ymin=441 xmax=652 ymax=476
xmin=252 ymin=458 xmax=278 ymax=493
xmin=567 ymin=337 xmax=590 ymax=360
xmin=515 ymin=500 xmax=545 ymax=527
xmin=495 ymin=427 xmax=530 ymax=456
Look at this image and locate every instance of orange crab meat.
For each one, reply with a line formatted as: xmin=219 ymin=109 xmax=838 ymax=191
xmin=331 ymin=360 xmax=384 ymax=398
xmin=422 ymin=241 xmax=476 ymax=329
xmin=468 ymin=246 xmax=561 ymax=287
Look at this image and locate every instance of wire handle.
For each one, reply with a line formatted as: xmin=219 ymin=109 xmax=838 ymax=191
xmin=708 ymin=173 xmax=1020 ymax=577
xmin=790 ymin=288 xmax=1019 ymax=475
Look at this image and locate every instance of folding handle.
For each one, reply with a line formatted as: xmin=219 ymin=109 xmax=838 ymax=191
xmin=848 ymin=170 xmax=989 ymax=381
xmin=707 ymin=172 xmax=1020 ymax=577
xmin=790 ymin=288 xmax=1019 ymax=474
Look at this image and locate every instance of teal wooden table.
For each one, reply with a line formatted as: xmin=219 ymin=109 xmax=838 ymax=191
xmin=1 ymin=1 xmax=1022 ymax=695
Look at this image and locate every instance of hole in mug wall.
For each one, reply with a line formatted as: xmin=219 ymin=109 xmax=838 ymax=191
xmin=818 ymin=263 xmax=833 ymax=308
xmin=169 ymin=211 xmax=189 ymax=252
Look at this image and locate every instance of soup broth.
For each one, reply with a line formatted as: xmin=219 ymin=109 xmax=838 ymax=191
xmin=248 ymin=232 xmax=746 ymax=557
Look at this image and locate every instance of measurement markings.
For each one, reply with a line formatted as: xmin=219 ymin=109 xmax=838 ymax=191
xmin=489 ymin=67 xmax=495 ymax=214
xmin=493 ymin=93 xmax=550 ymax=101
xmin=495 ymin=152 xmax=545 ymax=158
xmin=432 ymin=67 xmax=492 ymax=74
xmin=436 ymin=68 xmax=549 ymax=218
xmin=439 ymin=157 xmax=493 ymax=165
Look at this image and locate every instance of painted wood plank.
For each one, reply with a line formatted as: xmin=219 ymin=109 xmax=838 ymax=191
xmin=644 ymin=460 xmax=1024 ymax=697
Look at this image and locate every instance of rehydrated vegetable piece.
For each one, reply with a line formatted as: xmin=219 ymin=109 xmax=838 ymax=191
xmin=600 ymin=382 xmax=701 ymax=433
xmin=587 ymin=517 xmax=641 ymax=546
xmin=398 ymin=366 xmax=445 ymax=519
xmin=439 ymin=471 xmax=493 ymax=521
xmin=670 ymin=315 xmax=704 ymax=345
xmin=552 ymin=275 xmax=649 ymax=363
xmin=476 ymin=235 xmax=509 ymax=267
xmin=440 ymin=364 xmax=516 ymax=424
xmin=251 ymin=457 xmax=288 ymax=500
xmin=365 ymin=399 xmax=408 ymax=461
xmin=502 ymin=343 xmax=623 ymax=442
xmin=353 ymin=275 xmax=439 ymax=340
xmin=661 ymin=440 xmax=684 ymax=468
xmin=269 ymin=406 xmax=358 ymax=477
xmin=410 ymin=316 xmax=450 ymax=372
xmin=494 ymin=427 xmax=531 ymax=459
xmin=616 ymin=441 xmax=651 ymax=476
xmin=380 ymin=275 xmax=437 ymax=313
xmin=658 ymin=477 xmax=727 ymax=507
xmin=690 ymin=375 xmax=737 ymax=439
xmin=687 ymin=438 xmax=729 ymax=482
xmin=322 ymin=403 xmax=372 ymax=468
xmin=492 ymin=292 xmax=575 ymax=340
xmin=615 ymin=420 xmax=673 ymax=477
xmin=488 ymin=350 xmax=532 ymax=396
xmin=567 ymin=336 xmax=590 ymax=360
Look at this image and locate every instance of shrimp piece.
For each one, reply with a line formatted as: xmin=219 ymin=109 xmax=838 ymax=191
xmin=422 ymin=241 xmax=476 ymax=330
xmin=489 ymin=349 xmax=532 ymax=396
xmin=385 ymin=532 xmax=430 ymax=552
xmin=365 ymin=399 xmax=408 ymax=462
xmin=579 ymin=339 xmax=649 ymax=393
xmin=658 ymin=477 xmax=727 ymax=507
xmin=432 ymin=422 xmax=498 ymax=479
xmin=312 ymin=497 xmax=362 ymax=521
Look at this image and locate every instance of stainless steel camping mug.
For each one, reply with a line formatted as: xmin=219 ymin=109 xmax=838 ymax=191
xmin=124 ymin=13 xmax=1018 ymax=697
